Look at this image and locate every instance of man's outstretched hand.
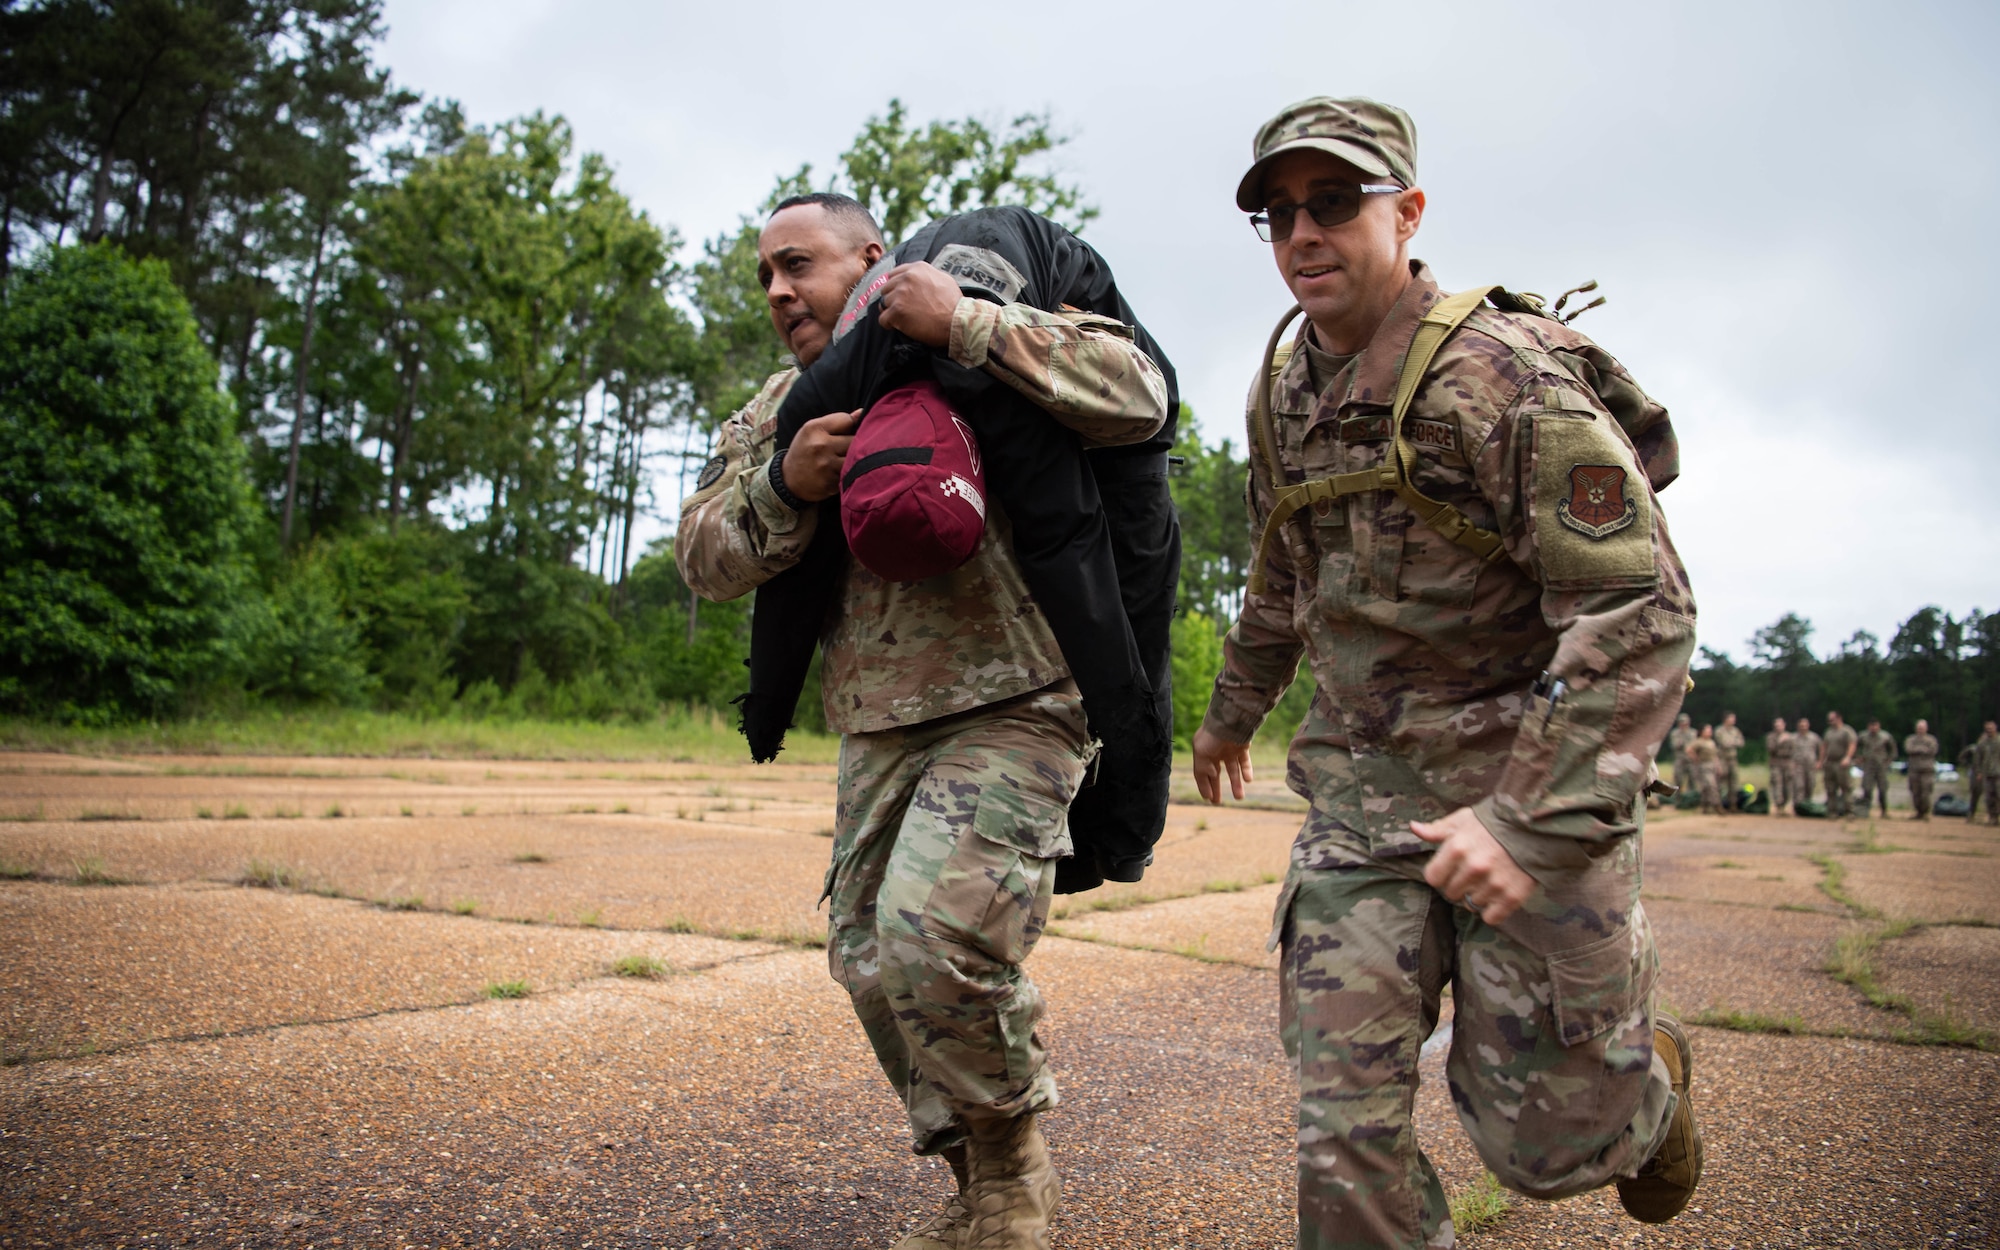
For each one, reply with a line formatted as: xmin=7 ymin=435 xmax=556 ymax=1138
xmin=781 ymin=409 xmax=862 ymax=503
xmin=876 ymin=263 xmax=963 ymax=348
xmin=1192 ymin=726 xmax=1254 ymax=805
xmin=1412 ymin=807 xmax=1536 ymax=926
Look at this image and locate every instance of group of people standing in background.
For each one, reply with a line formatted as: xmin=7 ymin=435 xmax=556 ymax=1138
xmin=1669 ymin=713 xmax=2000 ymax=822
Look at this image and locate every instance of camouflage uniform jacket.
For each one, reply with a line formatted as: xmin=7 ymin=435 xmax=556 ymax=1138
xmin=1713 ymin=722 xmax=1745 ymax=760
xmin=1974 ymin=732 xmax=2000 ymax=777
xmin=1765 ymin=729 xmax=1793 ymax=764
xmin=1793 ymin=731 xmax=1825 ymax=767
xmin=1904 ymin=732 xmax=1939 ymax=769
xmin=1202 ymin=263 xmax=1697 ymax=878
xmin=675 ymin=298 xmax=1168 ymax=734
xmin=1669 ymin=723 xmax=1697 ymax=760
xmin=1858 ymin=728 xmax=1897 ymax=766
xmin=1823 ymin=723 xmax=1859 ymax=766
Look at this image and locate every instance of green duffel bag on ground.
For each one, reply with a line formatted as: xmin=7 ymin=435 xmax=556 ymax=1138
xmin=1793 ymin=800 xmax=1829 ymax=819
xmin=1935 ymin=793 xmax=1971 ymax=817
xmin=1740 ymin=788 xmax=1770 ymax=815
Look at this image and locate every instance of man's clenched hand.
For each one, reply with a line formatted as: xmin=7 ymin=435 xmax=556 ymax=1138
xmin=782 ymin=410 xmax=862 ymax=503
xmin=1412 ymin=807 xmax=1537 ymax=926
xmin=1192 ymin=726 xmax=1254 ymax=805
xmin=876 ymin=263 xmax=963 ymax=348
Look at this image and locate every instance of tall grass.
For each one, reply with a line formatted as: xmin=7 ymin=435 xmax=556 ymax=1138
xmin=0 ymin=704 xmax=839 ymax=765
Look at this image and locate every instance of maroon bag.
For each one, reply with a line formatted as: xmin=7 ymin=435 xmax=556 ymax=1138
xmin=840 ymin=380 xmax=987 ymax=582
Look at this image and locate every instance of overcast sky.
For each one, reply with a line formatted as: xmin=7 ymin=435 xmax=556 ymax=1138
xmin=379 ymin=0 xmax=1997 ymax=662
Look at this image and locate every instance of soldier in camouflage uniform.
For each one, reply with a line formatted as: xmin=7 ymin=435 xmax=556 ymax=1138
xmin=675 ymin=192 xmax=1170 ymax=1250
xmin=1765 ymin=718 xmax=1793 ymax=815
xmin=1972 ymin=722 xmax=2000 ymax=826
xmin=1820 ymin=711 xmax=1858 ymax=818
xmin=1191 ymin=98 xmax=1703 ymax=1249
xmin=1687 ymin=726 xmax=1722 ymax=814
xmin=1904 ymin=720 xmax=1940 ymax=821
xmin=1668 ymin=713 xmax=1696 ymax=796
xmin=1856 ymin=718 xmax=1897 ymax=818
xmin=1791 ymin=717 xmax=1822 ymax=811
xmin=1713 ymin=713 xmax=1745 ymax=811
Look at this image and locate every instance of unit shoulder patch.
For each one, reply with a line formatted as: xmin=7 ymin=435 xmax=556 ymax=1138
xmin=696 ymin=454 xmax=728 ymax=491
xmin=1532 ymin=413 xmax=1655 ymax=587
xmin=1556 ymin=464 xmax=1637 ymax=539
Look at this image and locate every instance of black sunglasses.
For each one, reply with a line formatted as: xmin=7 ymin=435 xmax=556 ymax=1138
xmin=1250 ymin=184 xmax=1403 ymax=242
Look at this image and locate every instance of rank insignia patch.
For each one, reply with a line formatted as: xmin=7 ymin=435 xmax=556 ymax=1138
xmin=1557 ymin=464 xmax=1638 ymax=539
xmin=696 ymin=454 xmax=727 ymax=491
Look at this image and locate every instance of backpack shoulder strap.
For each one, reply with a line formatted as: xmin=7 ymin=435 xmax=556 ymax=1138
xmin=1246 ymin=286 xmax=1505 ymax=595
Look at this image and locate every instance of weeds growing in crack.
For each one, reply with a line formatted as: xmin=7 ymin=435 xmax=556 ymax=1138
xmin=1685 ymin=1005 xmax=1811 ymax=1035
xmin=70 ymin=856 xmax=125 ymax=885
xmin=512 ymin=851 xmax=548 ymax=864
xmin=1447 ymin=1173 xmax=1510 ymax=1235
xmin=578 ymin=907 xmax=604 ymax=928
xmin=380 ymin=895 xmax=424 ymax=912
xmin=241 ymin=859 xmax=303 ymax=890
xmin=1825 ymin=919 xmax=1996 ymax=1050
xmin=484 ymin=980 xmax=530 ymax=1000
xmin=451 ymin=898 xmax=479 ymax=916
xmin=0 ymin=806 xmax=44 ymax=823
xmin=613 ymin=954 xmax=669 ymax=979
xmin=223 ymin=804 xmax=250 ymax=820
xmin=1807 ymin=853 xmax=1879 ymax=918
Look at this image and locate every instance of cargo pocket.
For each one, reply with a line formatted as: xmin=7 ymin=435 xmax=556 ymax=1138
xmin=953 ymin=786 xmax=1070 ymax=968
xmin=1545 ymin=905 xmax=1659 ymax=1048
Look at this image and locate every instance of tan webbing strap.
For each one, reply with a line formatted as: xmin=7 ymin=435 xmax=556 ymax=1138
xmin=1245 ymin=286 xmax=1506 ymax=596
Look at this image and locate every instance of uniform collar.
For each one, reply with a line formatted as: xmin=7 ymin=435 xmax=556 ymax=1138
xmin=1294 ymin=261 xmax=1441 ymax=430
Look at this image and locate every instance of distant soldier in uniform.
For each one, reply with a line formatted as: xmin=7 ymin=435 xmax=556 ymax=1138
xmin=1973 ymin=721 xmax=2000 ymax=826
xmin=1669 ymin=712 xmax=1696 ymax=795
xmin=1959 ymin=742 xmax=1983 ymax=822
xmin=1791 ymin=717 xmax=1822 ymax=811
xmin=1904 ymin=719 xmax=1940 ymax=821
xmin=677 ymin=192 xmax=1171 ymax=1248
xmin=1857 ymin=718 xmax=1897 ymax=818
xmin=1765 ymin=717 xmax=1793 ymax=815
xmin=1688 ymin=726 xmax=1722 ymax=814
xmin=1193 ymin=97 xmax=1703 ymax=1248
xmin=1713 ymin=712 xmax=1745 ymax=811
xmin=1820 ymin=711 xmax=1858 ymax=818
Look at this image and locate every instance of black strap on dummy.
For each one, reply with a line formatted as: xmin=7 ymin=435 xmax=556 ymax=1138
xmin=739 ymin=207 xmax=1180 ymax=891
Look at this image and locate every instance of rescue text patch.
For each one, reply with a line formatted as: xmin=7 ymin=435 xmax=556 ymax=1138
xmin=931 ymin=245 xmax=1028 ymax=305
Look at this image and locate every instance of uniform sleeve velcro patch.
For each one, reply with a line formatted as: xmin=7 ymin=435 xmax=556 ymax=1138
xmin=931 ymin=245 xmax=1028 ymax=305
xmin=1532 ymin=413 xmax=1656 ymax=587
xmin=696 ymin=454 xmax=728 ymax=491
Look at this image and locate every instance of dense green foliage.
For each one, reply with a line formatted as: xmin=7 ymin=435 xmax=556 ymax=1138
xmin=0 ymin=245 xmax=261 ymax=719
xmin=0 ymin=4 xmax=1102 ymax=727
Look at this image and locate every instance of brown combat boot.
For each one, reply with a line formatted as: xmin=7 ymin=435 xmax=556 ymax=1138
xmin=960 ymin=1111 xmax=1059 ymax=1249
xmin=891 ymin=1143 xmax=972 ymax=1250
xmin=1618 ymin=1013 xmax=1704 ymax=1223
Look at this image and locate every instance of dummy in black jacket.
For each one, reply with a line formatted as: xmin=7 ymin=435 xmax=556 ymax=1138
xmin=740 ymin=206 xmax=1179 ymax=893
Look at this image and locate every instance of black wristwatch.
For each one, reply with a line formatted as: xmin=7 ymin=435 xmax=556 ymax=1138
xmin=768 ymin=448 xmax=809 ymax=512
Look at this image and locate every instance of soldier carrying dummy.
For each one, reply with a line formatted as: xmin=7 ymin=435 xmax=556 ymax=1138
xmin=677 ymin=192 xmax=1176 ymax=1249
xmin=1191 ymin=97 xmax=1706 ymax=1248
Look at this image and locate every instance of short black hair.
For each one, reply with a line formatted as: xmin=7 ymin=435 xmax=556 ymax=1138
xmin=769 ymin=192 xmax=883 ymax=247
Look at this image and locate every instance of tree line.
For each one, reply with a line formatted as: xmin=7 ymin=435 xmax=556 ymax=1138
xmin=3 ymin=2 xmax=1989 ymax=757
xmin=0 ymin=1 xmax=1104 ymax=727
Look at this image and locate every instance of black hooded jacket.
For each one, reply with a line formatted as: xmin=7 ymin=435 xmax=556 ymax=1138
xmin=739 ymin=207 xmax=1179 ymax=892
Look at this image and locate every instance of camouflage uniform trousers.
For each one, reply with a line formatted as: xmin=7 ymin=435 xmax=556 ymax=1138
xmin=1976 ymin=774 xmax=1999 ymax=825
xmin=1279 ymin=830 xmax=1676 ymax=1250
xmin=1822 ymin=763 xmax=1855 ymax=818
xmin=1859 ymin=763 xmax=1893 ymax=817
xmin=1719 ymin=758 xmax=1741 ymax=809
xmin=1766 ymin=755 xmax=1791 ymax=809
xmin=824 ymin=680 xmax=1092 ymax=1155
xmin=1789 ymin=759 xmax=1816 ymax=807
xmin=1694 ymin=761 xmax=1721 ymax=811
xmin=1909 ymin=767 xmax=1936 ymax=820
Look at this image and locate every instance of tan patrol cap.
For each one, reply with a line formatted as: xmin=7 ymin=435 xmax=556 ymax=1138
xmin=1235 ymin=97 xmax=1418 ymax=211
